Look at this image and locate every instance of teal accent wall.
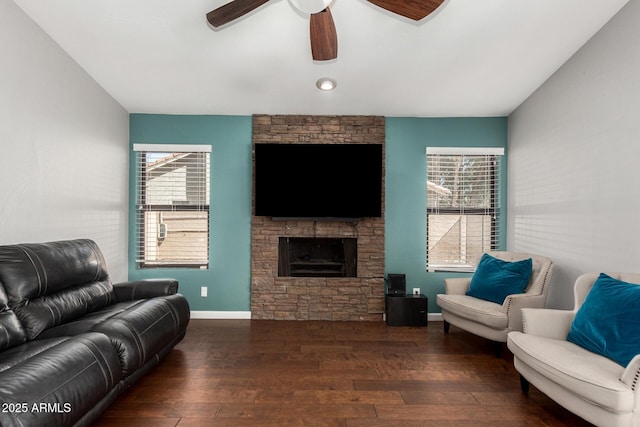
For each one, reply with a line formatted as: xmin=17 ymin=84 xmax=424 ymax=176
xmin=129 ymin=114 xmax=253 ymax=311
xmin=128 ymin=115 xmax=507 ymax=314
xmin=384 ymin=117 xmax=508 ymax=312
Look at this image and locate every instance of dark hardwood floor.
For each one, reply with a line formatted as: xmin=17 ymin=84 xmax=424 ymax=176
xmin=93 ymin=319 xmax=593 ymax=426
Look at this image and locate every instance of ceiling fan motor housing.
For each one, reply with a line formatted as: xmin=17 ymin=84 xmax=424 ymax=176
xmin=289 ymin=0 xmax=332 ymax=14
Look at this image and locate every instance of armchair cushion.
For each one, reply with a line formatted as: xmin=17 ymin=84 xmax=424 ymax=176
xmin=508 ymin=331 xmax=633 ymax=413
xmin=466 ymin=254 xmax=532 ymax=304
xmin=567 ymin=273 xmax=640 ymax=367
xmin=436 ymin=295 xmax=507 ymax=330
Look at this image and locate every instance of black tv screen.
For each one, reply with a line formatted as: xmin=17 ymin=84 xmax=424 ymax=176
xmin=254 ymin=143 xmax=383 ymax=219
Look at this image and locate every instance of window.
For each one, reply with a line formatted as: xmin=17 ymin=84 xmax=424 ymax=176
xmin=134 ymin=144 xmax=211 ymax=268
xmin=426 ymin=147 xmax=504 ymax=272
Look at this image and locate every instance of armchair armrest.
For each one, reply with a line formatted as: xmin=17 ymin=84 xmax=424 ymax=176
xmin=113 ymin=279 xmax=179 ymax=302
xmin=520 ymin=308 xmax=575 ymax=340
xmin=502 ymin=293 xmax=547 ymax=331
xmin=620 ymin=354 xmax=640 ymax=391
xmin=443 ymin=278 xmax=471 ymax=295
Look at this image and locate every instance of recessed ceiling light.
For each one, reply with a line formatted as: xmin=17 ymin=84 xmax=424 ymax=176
xmin=316 ymin=77 xmax=337 ymax=91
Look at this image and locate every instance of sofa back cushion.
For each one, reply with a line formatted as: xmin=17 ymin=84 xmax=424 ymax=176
xmin=0 ymin=239 xmax=114 ymax=339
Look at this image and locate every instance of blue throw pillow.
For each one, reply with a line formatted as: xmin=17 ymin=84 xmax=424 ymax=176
xmin=567 ymin=273 xmax=640 ymax=367
xmin=466 ymin=254 xmax=533 ymax=304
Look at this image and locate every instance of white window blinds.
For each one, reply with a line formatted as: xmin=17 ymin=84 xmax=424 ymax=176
xmin=426 ymin=147 xmax=504 ymax=272
xmin=133 ymin=144 xmax=211 ymax=268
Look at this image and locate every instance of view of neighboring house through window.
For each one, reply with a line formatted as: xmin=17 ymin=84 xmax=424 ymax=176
xmin=133 ymin=144 xmax=211 ymax=268
xmin=426 ymin=147 xmax=504 ymax=272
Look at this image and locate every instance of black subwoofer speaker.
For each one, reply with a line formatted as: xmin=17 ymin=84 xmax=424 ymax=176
xmin=385 ymin=295 xmax=428 ymax=326
xmin=387 ymin=273 xmax=406 ymax=296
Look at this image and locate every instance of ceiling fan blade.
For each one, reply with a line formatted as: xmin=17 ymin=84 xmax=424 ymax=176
xmin=366 ymin=0 xmax=445 ymax=21
xmin=310 ymin=7 xmax=338 ymax=61
xmin=206 ymin=0 xmax=270 ymax=27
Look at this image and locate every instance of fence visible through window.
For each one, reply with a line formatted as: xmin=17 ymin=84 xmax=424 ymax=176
xmin=426 ymin=147 xmax=504 ymax=272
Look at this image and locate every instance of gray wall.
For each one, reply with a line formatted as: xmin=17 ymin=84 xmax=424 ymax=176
xmin=507 ymin=0 xmax=640 ymax=308
xmin=0 ymin=0 xmax=130 ymax=280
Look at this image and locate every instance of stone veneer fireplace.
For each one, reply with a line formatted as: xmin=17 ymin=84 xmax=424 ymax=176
xmin=251 ymin=115 xmax=385 ymax=321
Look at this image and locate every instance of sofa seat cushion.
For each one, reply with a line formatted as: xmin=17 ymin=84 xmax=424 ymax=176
xmin=92 ymin=295 xmax=189 ymax=376
xmin=0 ymin=332 xmax=122 ymax=427
xmin=437 ymin=294 xmax=508 ymax=330
xmin=37 ymin=295 xmax=190 ymax=377
xmin=508 ymin=331 xmax=633 ymax=412
xmin=36 ymin=300 xmax=145 ymax=339
xmin=0 ymin=337 xmax=68 ymax=373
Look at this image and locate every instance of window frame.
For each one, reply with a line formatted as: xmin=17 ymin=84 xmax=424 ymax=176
xmin=133 ymin=144 xmax=211 ymax=269
xmin=425 ymin=147 xmax=504 ymax=273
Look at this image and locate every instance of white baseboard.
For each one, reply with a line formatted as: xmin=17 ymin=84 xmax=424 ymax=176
xmin=190 ymin=311 xmax=251 ymax=319
xmin=428 ymin=313 xmax=443 ymax=322
xmin=190 ymin=311 xmax=442 ymax=321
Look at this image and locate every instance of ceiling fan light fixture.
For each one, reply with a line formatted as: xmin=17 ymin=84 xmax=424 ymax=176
xmin=316 ymin=77 xmax=336 ymax=91
xmin=289 ymin=0 xmax=332 ymax=14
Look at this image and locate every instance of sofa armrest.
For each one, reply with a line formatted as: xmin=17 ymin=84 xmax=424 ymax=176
xmin=113 ymin=279 xmax=179 ymax=302
xmin=520 ymin=308 xmax=575 ymax=340
xmin=621 ymin=354 xmax=640 ymax=391
xmin=443 ymin=277 xmax=471 ymax=295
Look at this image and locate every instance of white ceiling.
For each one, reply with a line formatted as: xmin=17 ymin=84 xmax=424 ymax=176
xmin=12 ymin=0 xmax=629 ymax=117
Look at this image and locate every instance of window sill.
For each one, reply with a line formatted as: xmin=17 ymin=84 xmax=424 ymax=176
xmin=427 ymin=265 xmax=475 ymax=274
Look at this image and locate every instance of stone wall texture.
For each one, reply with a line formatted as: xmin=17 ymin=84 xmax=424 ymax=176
xmin=251 ymin=115 xmax=385 ymax=321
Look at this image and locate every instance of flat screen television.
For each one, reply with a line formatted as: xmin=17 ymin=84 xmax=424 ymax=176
xmin=254 ymin=143 xmax=383 ymax=219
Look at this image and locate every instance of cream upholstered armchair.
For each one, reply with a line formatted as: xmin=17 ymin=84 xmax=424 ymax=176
xmin=507 ymin=273 xmax=640 ymax=427
xmin=436 ymin=251 xmax=554 ymax=344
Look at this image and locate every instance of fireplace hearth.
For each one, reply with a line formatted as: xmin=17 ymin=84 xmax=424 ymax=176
xmin=278 ymin=237 xmax=357 ymax=277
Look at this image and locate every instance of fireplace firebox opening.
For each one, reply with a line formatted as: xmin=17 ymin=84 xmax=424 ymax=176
xmin=278 ymin=237 xmax=357 ymax=277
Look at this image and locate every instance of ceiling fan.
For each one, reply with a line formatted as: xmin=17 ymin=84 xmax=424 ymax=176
xmin=206 ymin=0 xmax=445 ymax=61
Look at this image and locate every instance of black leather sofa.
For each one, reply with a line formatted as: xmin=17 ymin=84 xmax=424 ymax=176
xmin=0 ymin=239 xmax=190 ymax=426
